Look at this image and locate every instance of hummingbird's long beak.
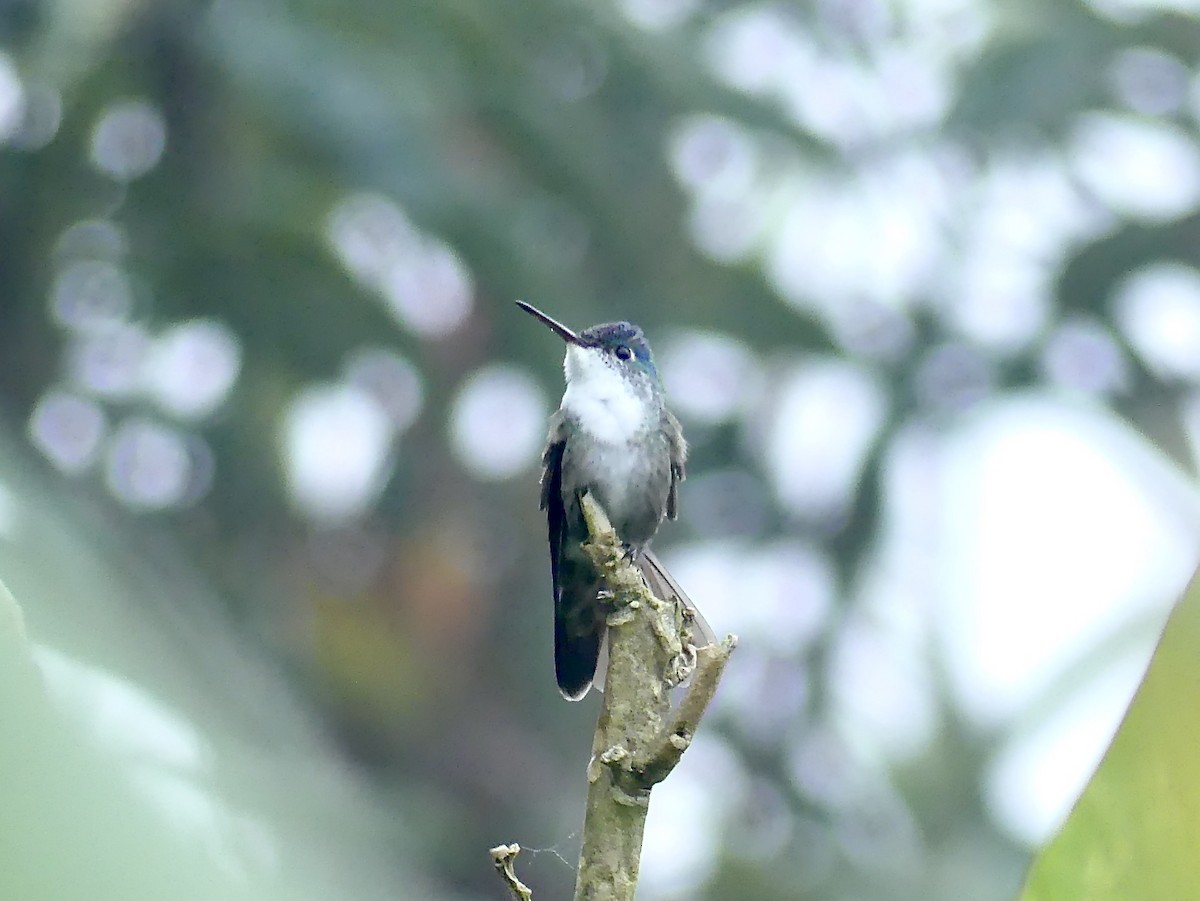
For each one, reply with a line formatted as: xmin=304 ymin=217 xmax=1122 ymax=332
xmin=516 ymin=300 xmax=581 ymax=344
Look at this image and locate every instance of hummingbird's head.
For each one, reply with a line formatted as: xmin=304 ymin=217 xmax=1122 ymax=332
xmin=515 ymin=301 xmax=661 ymax=389
xmin=517 ymin=300 xmax=663 ymax=436
xmin=577 ymin=321 xmax=658 ymax=383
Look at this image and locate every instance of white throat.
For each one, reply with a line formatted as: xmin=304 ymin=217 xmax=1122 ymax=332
xmin=561 ymin=345 xmax=652 ymax=443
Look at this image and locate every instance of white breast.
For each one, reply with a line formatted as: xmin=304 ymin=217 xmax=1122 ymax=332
xmin=561 ymin=345 xmax=651 ymax=444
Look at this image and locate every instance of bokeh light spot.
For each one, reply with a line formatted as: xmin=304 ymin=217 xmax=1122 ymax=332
xmin=763 ymin=360 xmax=886 ymax=517
xmin=344 ymin=347 xmax=424 ymax=433
xmin=705 ymin=7 xmax=953 ymax=147
xmin=667 ymin=115 xmax=768 ymax=261
xmin=939 ymin=401 xmax=1195 ymax=726
xmin=8 ymin=80 xmax=61 ymax=150
xmin=0 ymin=51 xmax=25 ymax=143
xmin=668 ymin=540 xmax=833 ymax=656
xmin=639 ymin=734 xmax=737 ymax=895
xmin=54 ymin=219 xmax=128 ymax=261
xmin=667 ymin=115 xmax=757 ymax=196
xmin=66 ymin=322 xmax=150 ymax=399
xmin=1110 ymin=47 xmax=1188 ymax=116
xmin=328 ymin=192 xmax=420 ymax=280
xmin=703 ymin=6 xmax=800 ymax=97
xmin=831 ymin=611 xmax=936 ymax=761
xmin=380 ymin=239 xmax=473 ymax=337
xmin=105 ymin=418 xmax=193 ymax=510
xmin=281 ymin=384 xmax=395 ymax=523
xmin=90 ymin=98 xmax=168 ymax=181
xmin=1069 ymin=112 xmax=1200 ymax=222
xmin=687 ymin=191 xmax=768 ymax=263
xmin=1114 ymin=261 xmax=1200 ymax=380
xmin=144 ymin=319 xmax=242 ymax=419
xmin=825 ymin=299 xmax=916 ymax=362
xmin=1041 ymin=318 xmax=1130 ymax=395
xmin=949 ymin=254 xmax=1050 ymax=352
xmin=787 ymin=725 xmax=861 ymax=809
xmin=767 ymin=157 xmax=947 ymax=310
xmin=449 ymin=365 xmax=547 ymax=480
xmin=28 ymin=389 xmax=107 ymax=474
xmin=659 ymin=330 xmax=761 ymax=425
xmin=327 ymin=192 xmax=474 ymax=338
xmin=51 ymin=259 xmax=133 ymax=331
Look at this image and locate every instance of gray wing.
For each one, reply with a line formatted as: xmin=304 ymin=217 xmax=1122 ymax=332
xmin=540 ymin=411 xmax=568 ymax=605
xmin=539 ymin=410 xmax=568 ymax=511
xmin=638 ymin=548 xmax=716 ymax=647
xmin=664 ymin=409 xmax=687 ymax=520
xmin=541 ymin=411 xmax=604 ymax=699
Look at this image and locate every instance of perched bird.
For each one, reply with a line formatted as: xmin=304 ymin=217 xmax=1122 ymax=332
xmin=517 ymin=300 xmax=696 ymax=700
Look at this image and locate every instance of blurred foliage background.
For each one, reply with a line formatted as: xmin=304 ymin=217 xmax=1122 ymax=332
xmin=3 ymin=0 xmax=1200 ymax=898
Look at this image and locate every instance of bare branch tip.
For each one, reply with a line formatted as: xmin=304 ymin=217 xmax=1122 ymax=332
xmin=490 ymin=843 xmax=534 ymax=901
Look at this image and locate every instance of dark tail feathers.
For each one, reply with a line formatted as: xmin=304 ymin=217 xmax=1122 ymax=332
xmin=554 ymin=591 xmax=604 ymax=700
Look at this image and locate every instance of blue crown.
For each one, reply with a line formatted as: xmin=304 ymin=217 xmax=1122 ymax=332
xmin=580 ymin=321 xmax=657 ymax=377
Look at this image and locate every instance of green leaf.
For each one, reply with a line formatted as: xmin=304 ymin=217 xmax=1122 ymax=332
xmin=1017 ymin=568 xmax=1200 ymax=900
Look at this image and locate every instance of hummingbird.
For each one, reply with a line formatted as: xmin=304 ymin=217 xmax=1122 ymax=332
xmin=517 ymin=300 xmax=693 ymax=700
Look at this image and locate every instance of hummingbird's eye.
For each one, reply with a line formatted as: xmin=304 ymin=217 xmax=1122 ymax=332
xmin=615 ymin=345 xmax=632 ymax=360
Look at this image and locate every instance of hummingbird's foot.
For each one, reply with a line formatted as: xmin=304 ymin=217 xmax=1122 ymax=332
xmin=620 ymin=542 xmax=641 ymax=562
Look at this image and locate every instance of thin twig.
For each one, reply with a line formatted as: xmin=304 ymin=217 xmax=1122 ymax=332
xmin=489 ymin=843 xmax=533 ymax=901
xmin=632 ymin=637 xmax=737 ymax=787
